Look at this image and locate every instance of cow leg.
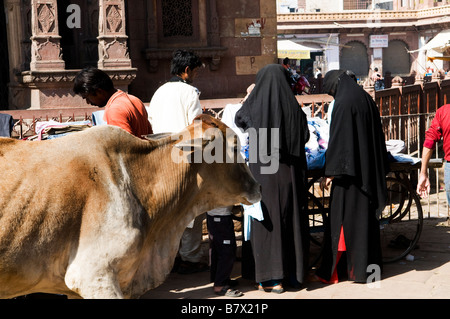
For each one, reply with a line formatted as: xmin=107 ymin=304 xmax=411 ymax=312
xmin=65 ymin=263 xmax=124 ymax=299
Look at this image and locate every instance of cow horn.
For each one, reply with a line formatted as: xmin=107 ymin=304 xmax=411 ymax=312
xmin=143 ymin=133 xmax=173 ymax=140
xmin=174 ymin=137 xmax=210 ymax=150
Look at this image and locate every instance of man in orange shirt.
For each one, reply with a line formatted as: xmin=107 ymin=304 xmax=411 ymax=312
xmin=73 ymin=67 xmax=152 ymax=137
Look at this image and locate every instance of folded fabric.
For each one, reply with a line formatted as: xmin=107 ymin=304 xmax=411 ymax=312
xmin=0 ymin=113 xmax=14 ymax=137
xmin=92 ymin=110 xmax=107 ymax=126
xmin=306 ymin=148 xmax=326 ymax=170
xmin=391 ymin=153 xmax=421 ymax=164
xmin=221 ymin=103 xmax=249 ymax=162
xmin=35 ymin=120 xmax=92 ymax=140
xmin=305 ymin=117 xmax=330 ymax=170
xmin=243 ymin=201 xmax=264 ymax=241
xmin=385 ymin=139 xmax=406 ymax=154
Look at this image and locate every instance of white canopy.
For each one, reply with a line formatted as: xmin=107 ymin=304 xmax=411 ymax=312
xmin=277 ymin=40 xmax=322 ymax=60
xmin=409 ymin=29 xmax=450 ymax=53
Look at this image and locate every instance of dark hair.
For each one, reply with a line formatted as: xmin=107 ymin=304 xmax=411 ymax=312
xmin=283 ymin=57 xmax=290 ymax=65
xmin=73 ymin=67 xmax=114 ymax=95
xmin=170 ymin=49 xmax=202 ymax=75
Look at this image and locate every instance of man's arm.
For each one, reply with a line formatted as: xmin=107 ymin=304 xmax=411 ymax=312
xmin=416 ymin=146 xmax=434 ymax=199
xmin=187 ymin=89 xmax=202 ymax=125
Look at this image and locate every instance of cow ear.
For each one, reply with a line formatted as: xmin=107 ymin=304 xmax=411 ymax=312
xmin=174 ymin=135 xmax=215 ymax=151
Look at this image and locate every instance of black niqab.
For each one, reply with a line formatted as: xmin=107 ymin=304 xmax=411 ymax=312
xmin=234 ymin=64 xmax=311 ymax=285
xmin=325 ymin=71 xmax=388 ymax=218
xmin=317 ymin=71 xmax=389 ymax=283
xmin=235 ymin=64 xmax=309 ymax=161
xmin=323 ymin=69 xmax=345 ymax=98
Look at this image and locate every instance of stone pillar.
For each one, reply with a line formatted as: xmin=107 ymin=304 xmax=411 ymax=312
xmin=4 ymin=0 xmax=26 ymax=109
xmin=97 ymin=0 xmax=132 ymax=69
xmin=415 ymin=73 xmax=425 ymax=86
xmin=391 ymin=75 xmax=404 ymax=88
xmin=4 ymin=0 xmax=24 ymax=81
xmin=363 ymin=78 xmax=375 ymax=100
xmin=30 ymin=0 xmax=65 ymax=71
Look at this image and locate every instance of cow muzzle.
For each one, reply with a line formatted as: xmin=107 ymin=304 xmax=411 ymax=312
xmin=241 ymin=183 xmax=262 ymax=205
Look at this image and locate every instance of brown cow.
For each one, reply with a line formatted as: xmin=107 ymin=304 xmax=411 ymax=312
xmin=0 ymin=114 xmax=261 ymax=299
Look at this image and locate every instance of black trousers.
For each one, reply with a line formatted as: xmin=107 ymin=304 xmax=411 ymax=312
xmin=207 ymin=214 xmax=237 ymax=287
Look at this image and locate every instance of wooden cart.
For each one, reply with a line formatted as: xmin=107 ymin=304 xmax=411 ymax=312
xmin=306 ymin=158 xmax=443 ymax=267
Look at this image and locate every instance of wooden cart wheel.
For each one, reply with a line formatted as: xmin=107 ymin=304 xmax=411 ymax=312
xmin=380 ymin=177 xmax=423 ymax=263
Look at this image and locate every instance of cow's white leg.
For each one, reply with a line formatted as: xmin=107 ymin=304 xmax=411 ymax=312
xmin=64 ymin=155 xmax=145 ymax=299
xmin=65 ymin=263 xmax=124 ymax=299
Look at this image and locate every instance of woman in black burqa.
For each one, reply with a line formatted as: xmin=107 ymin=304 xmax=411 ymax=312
xmin=316 ymin=70 xmax=389 ymax=283
xmin=235 ymin=64 xmax=310 ymax=293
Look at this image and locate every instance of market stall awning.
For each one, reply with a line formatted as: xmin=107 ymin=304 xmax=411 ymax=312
xmin=428 ymin=56 xmax=450 ymax=62
xmin=409 ymin=29 xmax=450 ymax=53
xmin=277 ymin=40 xmax=321 ymax=60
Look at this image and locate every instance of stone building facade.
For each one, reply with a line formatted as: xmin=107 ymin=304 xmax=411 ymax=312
xmin=277 ymin=1 xmax=450 ymax=81
xmin=1 ymin=0 xmax=277 ymax=110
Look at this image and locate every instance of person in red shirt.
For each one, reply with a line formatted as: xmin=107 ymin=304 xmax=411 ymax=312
xmin=417 ymin=104 xmax=450 ymax=203
xmin=73 ymin=67 xmax=152 ymax=138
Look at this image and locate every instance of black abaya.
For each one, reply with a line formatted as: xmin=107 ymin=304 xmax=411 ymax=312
xmin=235 ymin=64 xmax=310 ymax=286
xmin=316 ymin=70 xmax=388 ymax=283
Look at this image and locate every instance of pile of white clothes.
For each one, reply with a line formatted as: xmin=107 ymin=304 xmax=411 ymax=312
xmin=385 ymin=139 xmax=420 ymax=164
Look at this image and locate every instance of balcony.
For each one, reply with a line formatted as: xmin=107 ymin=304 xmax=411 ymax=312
xmin=278 ymin=5 xmax=450 ymax=33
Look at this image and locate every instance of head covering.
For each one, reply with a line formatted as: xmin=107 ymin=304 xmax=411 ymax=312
xmin=323 ymin=69 xmax=345 ymax=97
xmin=324 ymin=70 xmax=388 ymax=218
xmin=234 ymin=64 xmax=309 ymax=162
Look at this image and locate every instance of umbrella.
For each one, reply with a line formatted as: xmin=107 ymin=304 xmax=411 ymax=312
xmin=409 ymin=29 xmax=450 ymax=53
xmin=427 ymin=56 xmax=450 ymax=62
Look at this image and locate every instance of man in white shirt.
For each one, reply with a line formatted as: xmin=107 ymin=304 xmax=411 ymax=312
xmin=148 ymin=49 xmax=207 ymax=274
xmin=148 ymin=49 xmax=203 ymax=134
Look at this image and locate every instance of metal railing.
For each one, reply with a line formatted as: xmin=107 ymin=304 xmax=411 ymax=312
xmin=2 ymin=79 xmax=450 ymax=217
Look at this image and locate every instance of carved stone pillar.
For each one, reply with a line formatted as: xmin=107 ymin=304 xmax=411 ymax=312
xmin=363 ymin=78 xmax=375 ymax=100
xmin=415 ymin=73 xmax=424 ymax=86
xmin=391 ymin=75 xmax=404 ymax=88
xmin=207 ymin=0 xmax=220 ymax=47
xmin=30 ymin=0 xmax=65 ymax=71
xmin=4 ymin=0 xmax=24 ymax=81
xmin=97 ymin=0 xmax=132 ymax=69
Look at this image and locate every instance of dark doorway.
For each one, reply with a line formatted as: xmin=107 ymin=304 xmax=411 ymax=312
xmin=58 ymin=0 xmax=98 ymax=69
xmin=0 ymin=0 xmax=10 ymax=109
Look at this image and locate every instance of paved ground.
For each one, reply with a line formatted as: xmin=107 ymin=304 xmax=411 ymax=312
xmin=141 ymin=216 xmax=450 ymax=300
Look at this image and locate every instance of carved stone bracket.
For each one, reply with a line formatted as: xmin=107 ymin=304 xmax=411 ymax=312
xmin=15 ymin=68 xmax=137 ymax=109
xmin=30 ymin=0 xmax=65 ymax=71
xmin=98 ymin=0 xmax=132 ymax=69
xmin=18 ymin=68 xmax=137 ymax=88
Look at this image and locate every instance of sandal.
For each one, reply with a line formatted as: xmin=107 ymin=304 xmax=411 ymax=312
xmin=214 ymin=286 xmax=243 ymax=297
xmin=389 ymin=234 xmax=414 ymax=249
xmin=257 ymin=283 xmax=285 ymax=294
